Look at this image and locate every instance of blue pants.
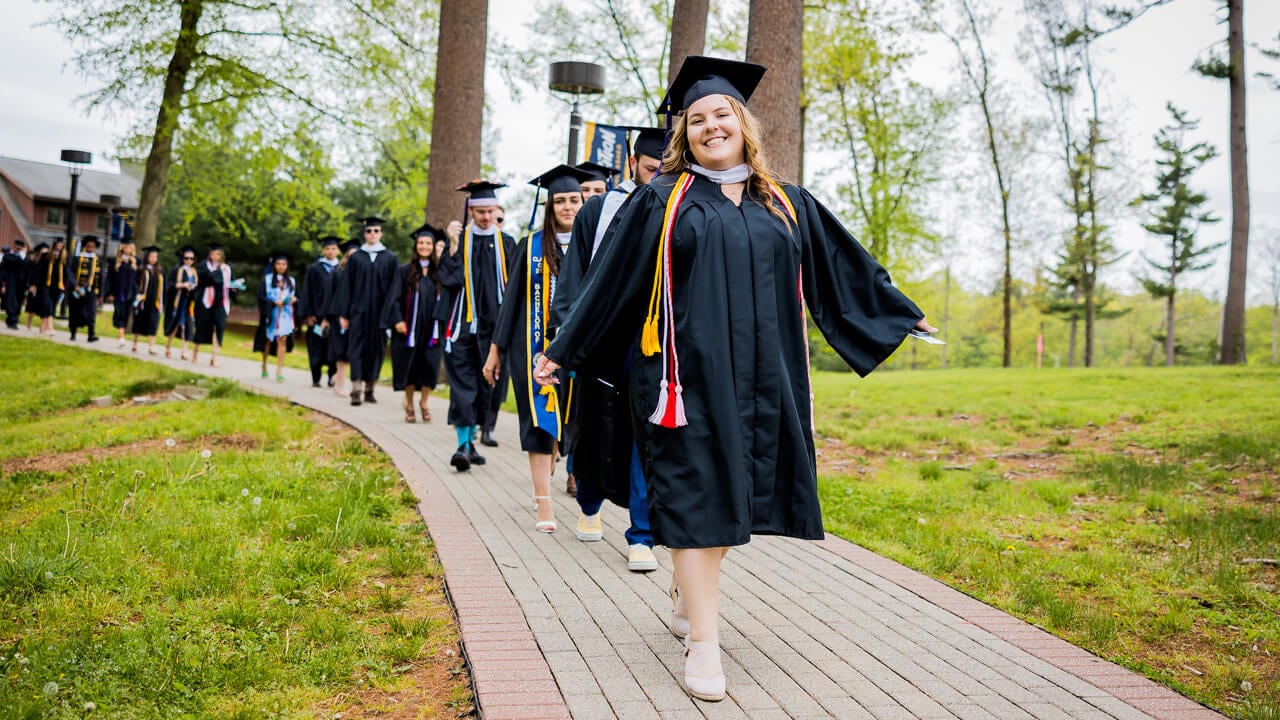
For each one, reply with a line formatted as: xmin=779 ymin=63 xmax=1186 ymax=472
xmin=574 ymin=444 xmax=653 ymax=548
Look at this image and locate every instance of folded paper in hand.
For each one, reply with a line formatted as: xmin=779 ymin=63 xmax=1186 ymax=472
xmin=909 ymin=330 xmax=946 ymax=346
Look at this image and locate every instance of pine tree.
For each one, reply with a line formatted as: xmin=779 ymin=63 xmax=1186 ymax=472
xmin=1134 ymin=103 xmax=1222 ymax=366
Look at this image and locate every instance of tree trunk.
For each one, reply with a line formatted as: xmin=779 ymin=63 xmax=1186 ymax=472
xmin=1068 ymin=316 xmax=1078 ymax=368
xmin=941 ymin=265 xmax=950 ymax=369
xmin=1272 ymin=299 xmax=1278 ymax=364
xmin=667 ymin=0 xmax=709 ymax=86
xmin=1219 ymin=0 xmax=1249 ymax=364
xmin=745 ymin=0 xmax=803 ymax=183
xmin=424 ymin=0 xmax=489 ymax=230
xmin=1166 ymin=290 xmax=1176 ymax=367
xmin=132 ymin=0 xmax=203 ymax=249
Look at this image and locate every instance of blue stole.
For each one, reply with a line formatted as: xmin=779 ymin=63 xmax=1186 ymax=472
xmin=525 ymin=230 xmax=561 ymax=440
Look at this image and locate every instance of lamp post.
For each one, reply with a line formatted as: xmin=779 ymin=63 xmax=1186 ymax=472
xmin=60 ymin=149 xmax=91 ymax=255
xmin=100 ymin=194 xmax=121 ymax=259
xmin=549 ymin=62 xmax=606 ymax=165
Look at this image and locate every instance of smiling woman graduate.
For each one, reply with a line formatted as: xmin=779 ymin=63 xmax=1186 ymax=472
xmin=483 ymin=164 xmax=591 ymax=533
xmin=535 ymin=56 xmax=935 ymax=703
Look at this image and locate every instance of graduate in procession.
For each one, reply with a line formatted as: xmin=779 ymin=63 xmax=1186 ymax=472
xmin=482 ymin=164 xmax=592 ymax=532
xmin=382 ymin=224 xmax=446 ymax=423
xmin=322 ymin=239 xmax=361 ymax=398
xmin=254 ymin=253 xmax=296 ymax=382
xmin=297 ymin=236 xmax=342 ymax=388
xmin=33 ymin=239 xmax=66 ymax=337
xmin=338 ymin=217 xmax=398 ymax=406
xmin=106 ymin=238 xmax=138 ymax=348
xmin=0 ymin=238 xmax=29 ymax=330
xmin=440 ymin=181 xmax=517 ymax=471
xmin=575 ymin=162 xmax=613 ymax=200
xmin=65 ymin=235 xmax=103 ymax=342
xmin=163 ymin=246 xmax=198 ymax=359
xmin=129 ymin=246 xmax=164 ymax=355
xmin=536 ymin=56 xmax=935 ymax=702
xmin=192 ymin=243 xmax=238 ymax=367
xmin=550 ymin=126 xmax=667 ymax=573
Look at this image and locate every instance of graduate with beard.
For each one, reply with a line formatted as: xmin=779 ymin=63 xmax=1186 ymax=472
xmin=297 ymin=236 xmax=341 ymax=388
xmin=439 ymin=181 xmax=517 ymax=471
xmin=483 ymin=165 xmax=591 ymax=532
xmin=536 ymin=56 xmax=933 ymax=702
xmin=382 ymin=224 xmax=445 ymax=423
xmin=65 ymin=235 xmax=103 ymax=342
xmin=339 ymin=217 xmax=398 ymax=406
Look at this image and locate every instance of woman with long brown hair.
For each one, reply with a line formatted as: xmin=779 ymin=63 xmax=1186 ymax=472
xmin=535 ymin=57 xmax=934 ymax=702
xmin=382 ymin=225 xmax=445 ymax=422
xmin=34 ymin=239 xmax=66 ymax=336
xmin=484 ymin=164 xmax=592 ymax=533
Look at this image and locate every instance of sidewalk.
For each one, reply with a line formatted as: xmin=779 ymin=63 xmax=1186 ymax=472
xmin=9 ymin=328 xmax=1227 ymax=720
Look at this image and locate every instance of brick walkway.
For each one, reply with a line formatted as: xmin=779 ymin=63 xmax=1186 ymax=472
xmin=12 ymin=328 xmax=1227 ymax=720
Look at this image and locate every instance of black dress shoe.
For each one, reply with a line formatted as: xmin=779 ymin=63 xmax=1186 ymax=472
xmin=350 ymin=393 xmax=362 ymax=406
xmin=87 ymin=336 xmax=99 ymax=343
xmin=69 ymin=332 xmax=76 ymax=340
xmin=364 ymin=391 xmax=376 ymax=403
xmin=467 ymin=443 xmax=486 ymax=466
xmin=312 ymin=381 xmax=321 ymax=388
xmin=480 ymin=429 xmax=498 ymax=447
xmin=327 ymin=376 xmax=335 ymax=388
xmin=451 ymin=445 xmax=471 ymax=472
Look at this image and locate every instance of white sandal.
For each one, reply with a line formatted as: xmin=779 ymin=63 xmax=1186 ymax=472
xmin=669 ymin=576 xmax=689 ymax=639
xmin=683 ymin=638 xmax=725 ymax=702
xmin=533 ymin=495 xmax=557 ymax=533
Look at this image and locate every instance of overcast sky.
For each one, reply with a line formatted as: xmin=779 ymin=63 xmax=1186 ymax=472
xmin=2 ymin=0 xmax=1276 ymax=299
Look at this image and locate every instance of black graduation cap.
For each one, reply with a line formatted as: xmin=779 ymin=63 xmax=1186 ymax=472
xmin=658 ymin=55 xmax=767 ymax=114
xmin=13 ymin=237 xmax=26 ymax=248
xmin=318 ymin=235 xmax=342 ymax=247
xmin=80 ymin=235 xmax=101 ymax=248
xmin=341 ymin=239 xmax=360 ymax=252
xmin=528 ymin=165 xmax=594 ymax=196
xmin=456 ymin=179 xmax=506 ymax=207
xmin=33 ymin=242 xmax=49 ymax=252
xmin=410 ymin=224 xmax=442 ymax=240
xmin=575 ymin=162 xmax=616 ymax=183
xmin=619 ymin=125 xmax=667 ymax=161
xmin=140 ymin=245 xmax=160 ymax=255
xmin=360 ymin=216 xmax=385 ymax=228
xmin=270 ymin=252 xmax=291 ymax=264
xmin=205 ymin=242 xmax=224 ymax=253
xmin=177 ymin=245 xmax=197 ymax=258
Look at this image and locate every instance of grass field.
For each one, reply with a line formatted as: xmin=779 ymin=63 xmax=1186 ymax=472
xmin=0 ymin=335 xmax=472 ymax=719
xmin=813 ymin=366 xmax=1280 ymax=719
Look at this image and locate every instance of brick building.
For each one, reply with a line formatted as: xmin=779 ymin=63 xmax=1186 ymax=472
xmin=0 ymin=155 xmax=141 ymax=256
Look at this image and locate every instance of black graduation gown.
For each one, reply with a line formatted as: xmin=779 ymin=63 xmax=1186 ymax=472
xmin=253 ymin=274 xmax=296 ymax=355
xmin=340 ymin=246 xmax=398 ymax=383
xmin=34 ymin=252 xmax=65 ymax=318
xmin=322 ymin=264 xmax=350 ymax=363
xmin=491 ymin=233 xmax=568 ymax=455
xmin=65 ymin=254 xmax=102 ymax=334
xmin=297 ymin=259 xmax=338 ymax=381
xmin=381 ymin=264 xmax=444 ymax=391
xmin=546 ymin=176 xmax=924 ymax=549
xmin=108 ymin=259 xmax=139 ymax=329
xmin=438 ymin=228 xmax=517 ymax=428
xmin=164 ymin=265 xmax=197 ymax=339
xmin=0 ymin=252 xmax=26 ymax=325
xmin=131 ymin=265 xmax=164 ymax=336
xmin=193 ymin=262 xmax=230 ymax=345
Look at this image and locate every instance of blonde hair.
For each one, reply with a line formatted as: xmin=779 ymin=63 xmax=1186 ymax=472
xmin=660 ymin=95 xmax=792 ymax=226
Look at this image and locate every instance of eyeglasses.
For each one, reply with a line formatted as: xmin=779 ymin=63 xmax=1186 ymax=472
xmin=182 ymin=256 xmax=195 ymax=261
xmin=365 ymin=228 xmax=382 ymax=234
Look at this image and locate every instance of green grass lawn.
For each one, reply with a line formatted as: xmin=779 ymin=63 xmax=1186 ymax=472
xmin=814 ymin=366 xmax=1280 ymax=719
xmin=0 ymin=335 xmax=472 ymax=719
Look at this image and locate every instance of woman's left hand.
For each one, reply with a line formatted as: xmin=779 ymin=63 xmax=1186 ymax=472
xmin=915 ymin=318 xmax=938 ymax=334
xmin=533 ymin=354 xmax=560 ymax=387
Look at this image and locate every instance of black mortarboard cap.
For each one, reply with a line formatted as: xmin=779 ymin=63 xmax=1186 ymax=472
xmin=575 ymin=162 xmax=616 ymax=183
xmin=360 ymin=216 xmax=385 ymax=228
xmin=341 ymin=239 xmax=360 ymax=252
xmin=206 ymin=242 xmax=224 ymax=253
xmin=318 ymin=235 xmax=341 ymax=247
xmin=140 ymin=245 xmax=160 ymax=255
xmin=270 ymin=252 xmax=291 ymax=264
xmin=81 ymin=235 xmax=100 ymax=248
xmin=528 ymin=165 xmax=594 ymax=196
xmin=177 ymin=245 xmax=197 ymax=258
xmin=619 ymin=125 xmax=667 ymax=160
xmin=33 ymin=242 xmax=49 ymax=252
xmin=13 ymin=238 xmax=26 ymax=247
xmin=410 ymin=224 xmax=441 ymax=240
xmin=456 ymin=179 xmax=506 ymax=207
xmin=658 ymin=55 xmax=767 ymax=114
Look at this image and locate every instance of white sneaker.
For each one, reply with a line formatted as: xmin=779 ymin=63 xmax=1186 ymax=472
xmin=575 ymin=512 xmax=603 ymax=542
xmin=627 ymin=544 xmax=658 ymax=572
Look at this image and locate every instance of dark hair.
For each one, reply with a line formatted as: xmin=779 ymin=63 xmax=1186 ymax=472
xmin=407 ymin=233 xmax=439 ymax=293
xmin=541 ymin=191 xmax=580 ymax=277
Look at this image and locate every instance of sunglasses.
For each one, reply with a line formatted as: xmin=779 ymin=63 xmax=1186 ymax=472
xmin=364 ymin=228 xmax=382 ymax=234
xmin=183 ymin=256 xmax=195 ymax=261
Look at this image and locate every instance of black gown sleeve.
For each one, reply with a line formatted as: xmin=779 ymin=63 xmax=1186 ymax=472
xmin=491 ymin=235 xmax=529 ymax=354
xmin=322 ymin=268 xmax=346 ymax=318
xmin=543 ymin=182 xmax=666 ymax=373
xmin=381 ymin=265 xmax=408 ymax=330
xmin=437 ymin=247 xmax=464 ymax=292
xmin=790 ymin=185 xmax=925 ymax=376
xmin=550 ymin=195 xmax=603 ymax=332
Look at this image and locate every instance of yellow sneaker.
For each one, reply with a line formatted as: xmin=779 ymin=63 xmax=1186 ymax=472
xmin=628 ymin=544 xmax=658 ymax=572
xmin=575 ymin=511 xmax=603 ymax=542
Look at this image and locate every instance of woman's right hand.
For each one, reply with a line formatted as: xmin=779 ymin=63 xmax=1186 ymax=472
xmin=394 ymin=321 xmax=407 ymax=335
xmin=446 ymin=221 xmax=462 ymax=253
xmin=533 ymin=354 xmax=560 ymax=387
xmin=482 ymin=344 xmax=501 ymax=387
